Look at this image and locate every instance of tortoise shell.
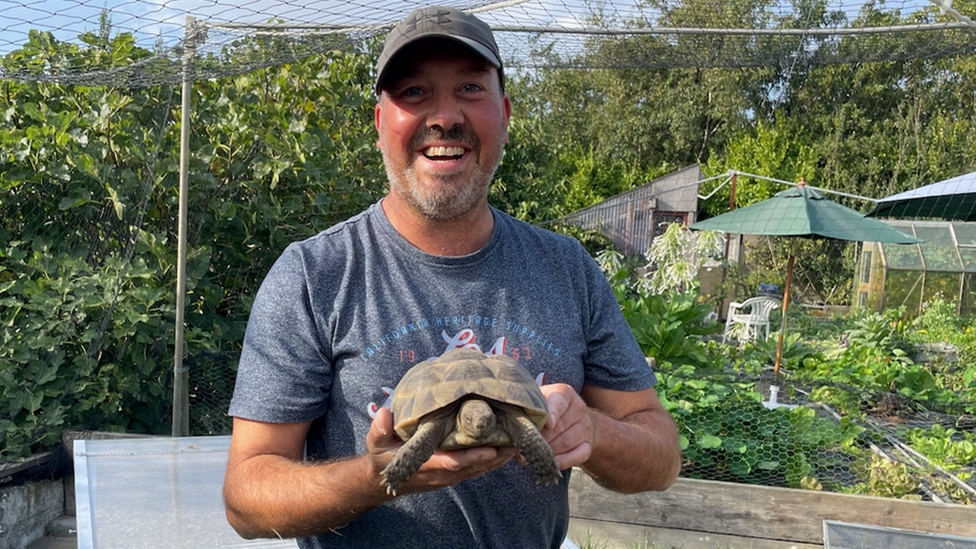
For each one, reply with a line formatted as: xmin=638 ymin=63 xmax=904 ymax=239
xmin=390 ymin=348 xmax=549 ymax=444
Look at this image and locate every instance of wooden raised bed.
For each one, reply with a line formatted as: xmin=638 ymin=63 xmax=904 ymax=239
xmin=568 ymin=471 xmax=976 ymax=549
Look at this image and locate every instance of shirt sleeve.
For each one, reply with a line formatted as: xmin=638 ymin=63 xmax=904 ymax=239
xmin=228 ymin=243 xmax=334 ymax=423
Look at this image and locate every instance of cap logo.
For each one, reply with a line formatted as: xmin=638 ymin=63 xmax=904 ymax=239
xmin=403 ymin=9 xmax=453 ymax=33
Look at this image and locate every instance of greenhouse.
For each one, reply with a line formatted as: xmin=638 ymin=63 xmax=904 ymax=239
xmin=855 ymin=220 xmax=976 ymax=316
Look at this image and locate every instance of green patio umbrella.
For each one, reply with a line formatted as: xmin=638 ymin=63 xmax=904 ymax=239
xmin=691 ymin=179 xmax=921 ymax=375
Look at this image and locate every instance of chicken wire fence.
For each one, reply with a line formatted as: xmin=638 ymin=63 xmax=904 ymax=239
xmin=658 ymin=362 xmax=976 ymax=505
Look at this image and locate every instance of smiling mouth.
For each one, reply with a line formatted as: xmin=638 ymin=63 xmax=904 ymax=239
xmin=423 ymin=146 xmax=465 ymax=160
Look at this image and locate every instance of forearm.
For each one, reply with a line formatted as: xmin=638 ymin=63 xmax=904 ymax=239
xmin=581 ymin=407 xmax=681 ymax=493
xmin=224 ymin=453 xmax=392 ymax=539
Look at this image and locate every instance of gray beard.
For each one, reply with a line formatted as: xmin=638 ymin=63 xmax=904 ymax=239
xmin=383 ymin=155 xmax=498 ymax=222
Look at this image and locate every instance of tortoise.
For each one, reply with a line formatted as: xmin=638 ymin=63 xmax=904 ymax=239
xmin=380 ymin=348 xmax=562 ymax=495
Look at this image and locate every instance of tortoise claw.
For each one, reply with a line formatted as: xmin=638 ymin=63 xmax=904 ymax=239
xmin=535 ymin=467 xmax=563 ymax=487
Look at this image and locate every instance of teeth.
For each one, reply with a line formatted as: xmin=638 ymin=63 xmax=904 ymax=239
xmin=425 ymin=146 xmax=464 ymax=158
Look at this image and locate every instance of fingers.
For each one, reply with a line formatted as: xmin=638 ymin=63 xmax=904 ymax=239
xmin=396 ymin=446 xmax=517 ymax=495
xmin=367 ymin=410 xmax=518 ymax=496
xmin=429 ymin=446 xmax=518 ymax=476
xmin=540 ymin=384 xmax=594 ymax=469
xmin=366 ymin=408 xmax=401 ymax=457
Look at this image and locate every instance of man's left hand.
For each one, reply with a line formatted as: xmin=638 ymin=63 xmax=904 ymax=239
xmin=538 ymin=384 xmax=594 ymax=470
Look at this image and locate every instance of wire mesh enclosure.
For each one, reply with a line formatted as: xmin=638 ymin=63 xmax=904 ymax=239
xmin=2 ymin=0 xmax=976 ymax=87
xmin=657 ymin=356 xmax=976 ymax=505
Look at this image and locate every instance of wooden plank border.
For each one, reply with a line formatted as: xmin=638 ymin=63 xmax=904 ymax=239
xmin=568 ymin=472 xmax=976 ymax=545
xmin=568 ymin=518 xmax=824 ymax=549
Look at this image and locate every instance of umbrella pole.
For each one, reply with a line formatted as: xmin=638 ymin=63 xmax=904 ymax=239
xmin=773 ymin=252 xmax=795 ymax=378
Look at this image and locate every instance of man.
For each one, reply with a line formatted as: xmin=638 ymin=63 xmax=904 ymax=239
xmin=223 ymin=6 xmax=681 ymax=549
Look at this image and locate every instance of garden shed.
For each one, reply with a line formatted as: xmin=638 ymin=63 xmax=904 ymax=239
xmin=553 ymin=164 xmax=702 ymax=257
xmin=855 ymin=220 xmax=976 ymax=316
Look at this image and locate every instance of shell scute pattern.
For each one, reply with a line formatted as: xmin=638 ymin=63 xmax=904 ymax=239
xmin=390 ymin=349 xmax=549 ymax=443
xmin=381 ymin=348 xmax=563 ymax=494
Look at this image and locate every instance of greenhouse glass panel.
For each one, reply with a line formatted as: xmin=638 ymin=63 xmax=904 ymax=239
xmin=922 ymin=272 xmax=962 ymax=305
xmin=884 ymin=271 xmax=923 ymax=313
xmin=959 ymin=248 xmax=976 ymax=272
xmin=955 ymin=223 xmax=976 ymax=272
xmin=954 ymin=223 xmax=976 ymax=246
xmin=915 ymin=225 xmax=961 ymax=271
xmin=859 ymin=250 xmax=872 ymax=284
xmin=859 ymin=221 xmax=976 ymax=317
xmin=881 ymin=242 xmax=923 ymax=270
xmin=962 ymin=274 xmax=976 ymax=317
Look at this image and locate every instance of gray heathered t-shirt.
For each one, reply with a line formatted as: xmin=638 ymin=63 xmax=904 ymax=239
xmin=229 ymin=200 xmax=657 ymax=549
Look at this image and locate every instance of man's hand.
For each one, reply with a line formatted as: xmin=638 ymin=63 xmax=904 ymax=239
xmin=365 ymin=407 xmax=518 ymax=495
xmin=225 ymin=412 xmax=520 ymax=540
xmin=539 ymin=383 xmax=681 ymax=493
xmin=539 ymin=383 xmax=595 ymax=470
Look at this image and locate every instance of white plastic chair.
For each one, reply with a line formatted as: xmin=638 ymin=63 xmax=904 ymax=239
xmin=722 ymin=296 xmax=781 ymax=344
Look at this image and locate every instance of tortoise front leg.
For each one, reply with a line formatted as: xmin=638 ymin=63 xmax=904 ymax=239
xmin=498 ymin=411 xmax=562 ymax=487
xmin=380 ymin=420 xmax=444 ymax=496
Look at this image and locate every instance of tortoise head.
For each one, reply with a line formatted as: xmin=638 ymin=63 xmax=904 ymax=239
xmin=456 ymin=399 xmax=496 ymax=439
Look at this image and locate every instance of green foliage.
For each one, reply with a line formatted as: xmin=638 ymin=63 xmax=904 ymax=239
xmin=0 ymin=28 xmax=182 ymax=459
xmin=842 ymin=307 xmax=915 ymax=357
xmin=0 ymin=28 xmax=386 ymax=458
xmin=558 ymin=145 xmax=645 ymax=215
xmin=913 ymin=298 xmax=966 ymax=345
xmin=797 ymin=306 xmax=976 ymax=417
xmin=640 ymin=222 xmax=724 ymax=296
xmin=902 ymin=425 xmax=976 ymax=473
xmin=490 ymin=111 xmax=568 ymax=223
xmin=599 ymin=249 xmax=722 ymax=367
xmin=622 ymin=292 xmax=722 ymax=368
xmin=597 ymin=228 xmax=729 ymax=367
xmin=701 ymin=119 xmax=817 ymax=217
xmin=803 ymin=345 xmax=928 ymax=408
xmin=790 ymin=308 xmax=845 ymax=344
xmin=739 ymin=332 xmax=821 ymax=373
xmin=0 ymin=245 xmax=170 ymax=459
xmin=850 ymin=454 xmax=921 ymax=499
xmin=659 ymin=364 xmax=866 ymax=490
xmin=185 ymin=50 xmax=383 ymax=323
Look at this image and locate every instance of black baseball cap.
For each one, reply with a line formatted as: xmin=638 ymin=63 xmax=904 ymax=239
xmin=375 ymin=6 xmax=504 ymax=95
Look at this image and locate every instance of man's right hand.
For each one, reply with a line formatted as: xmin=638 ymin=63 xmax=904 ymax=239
xmin=365 ymin=407 xmax=517 ymax=496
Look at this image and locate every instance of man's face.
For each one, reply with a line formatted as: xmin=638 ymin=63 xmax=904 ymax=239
xmin=375 ymin=43 xmax=511 ymax=221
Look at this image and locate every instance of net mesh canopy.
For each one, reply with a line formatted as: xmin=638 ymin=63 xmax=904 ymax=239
xmin=1 ymin=0 xmax=975 ymax=88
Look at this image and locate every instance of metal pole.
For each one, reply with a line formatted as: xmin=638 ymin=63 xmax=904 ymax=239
xmin=720 ymin=173 xmax=737 ymax=320
xmin=723 ymin=172 xmax=738 ymax=260
xmin=773 ymin=252 xmax=794 ymax=377
xmin=172 ymin=16 xmax=197 ymax=437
